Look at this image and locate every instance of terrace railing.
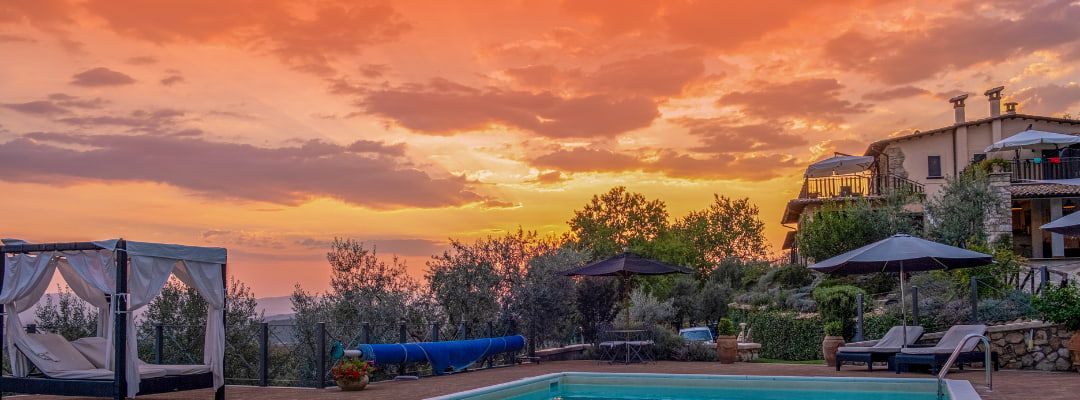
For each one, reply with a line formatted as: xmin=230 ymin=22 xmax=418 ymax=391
xmin=798 ymin=173 xmax=923 ymax=200
xmin=1010 ymin=157 xmax=1080 ymax=181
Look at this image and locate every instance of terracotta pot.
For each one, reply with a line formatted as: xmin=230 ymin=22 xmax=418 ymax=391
xmin=716 ymin=335 xmax=738 ymax=364
xmin=336 ymin=375 xmax=369 ymax=391
xmin=1069 ymin=334 xmax=1080 ymax=369
xmin=822 ymin=336 xmax=845 ymax=367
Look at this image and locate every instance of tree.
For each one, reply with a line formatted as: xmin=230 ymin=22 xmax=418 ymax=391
xmin=926 ymin=168 xmax=1002 ymax=247
xmin=510 ymin=245 xmax=585 ymax=347
xmin=34 ymin=285 xmax=99 ymax=340
xmin=569 ymin=186 xmax=669 ymax=259
xmin=426 ymin=257 xmax=500 ymax=327
xmin=673 ymin=195 xmax=768 ymax=274
xmin=575 ymin=277 xmax=618 ymax=342
xmin=797 ymin=189 xmax=919 ymax=262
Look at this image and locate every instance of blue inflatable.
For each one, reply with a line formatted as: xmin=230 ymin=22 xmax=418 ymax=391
xmin=358 ymin=335 xmax=525 ymax=375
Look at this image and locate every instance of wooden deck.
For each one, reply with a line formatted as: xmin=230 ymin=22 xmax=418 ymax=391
xmin=14 ymin=361 xmax=1079 ymax=400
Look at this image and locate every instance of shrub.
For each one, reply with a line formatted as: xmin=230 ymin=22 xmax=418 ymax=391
xmin=730 ymin=310 xmax=823 ymax=360
xmin=977 ymin=290 xmax=1035 ymax=323
xmin=823 ymin=320 xmax=843 ymax=336
xmin=1033 ymin=283 xmax=1080 ymax=331
xmin=647 ymin=325 xmax=686 ymax=360
xmin=812 ymin=285 xmax=866 ymax=323
xmin=717 ymin=318 xmax=736 ymax=336
xmin=674 ymin=341 xmax=717 ymax=362
xmin=767 ymin=264 xmax=814 ymax=289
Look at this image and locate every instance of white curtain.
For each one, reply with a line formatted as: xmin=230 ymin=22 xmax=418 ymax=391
xmin=1 ymin=253 xmax=58 ymax=376
xmin=115 ymin=255 xmax=176 ymax=398
xmin=58 ymin=250 xmax=115 ymax=338
xmin=173 ymin=260 xmax=225 ymax=390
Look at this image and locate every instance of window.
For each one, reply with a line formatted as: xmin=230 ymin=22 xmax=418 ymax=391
xmin=928 ymin=155 xmax=942 ymax=178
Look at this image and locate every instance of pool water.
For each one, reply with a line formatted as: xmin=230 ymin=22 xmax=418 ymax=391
xmin=428 ymin=373 xmax=978 ymax=400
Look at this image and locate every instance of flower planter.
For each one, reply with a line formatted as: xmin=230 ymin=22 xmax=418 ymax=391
xmin=337 ymin=375 xmax=369 ymax=391
xmin=1069 ymin=333 xmax=1080 ymax=371
xmin=716 ymin=335 xmax=738 ymax=364
xmin=822 ymin=336 xmax=844 ymax=367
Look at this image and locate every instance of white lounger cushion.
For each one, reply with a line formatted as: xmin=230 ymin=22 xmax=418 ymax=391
xmin=900 ymin=325 xmax=987 ymax=355
xmin=72 ymin=337 xmax=210 ymax=376
xmin=17 ymin=333 xmax=166 ymax=380
xmin=839 ymin=326 xmax=924 ymax=353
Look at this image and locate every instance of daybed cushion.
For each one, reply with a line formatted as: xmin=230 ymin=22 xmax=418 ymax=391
xmin=72 ymin=337 xmax=211 ymax=376
xmin=17 ymin=333 xmax=167 ymax=380
xmin=900 ymin=325 xmax=986 ymax=355
xmin=839 ymin=326 xmax=924 ymax=354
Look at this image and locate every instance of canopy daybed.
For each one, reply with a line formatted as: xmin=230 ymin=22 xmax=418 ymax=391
xmin=0 ymin=239 xmax=226 ymax=399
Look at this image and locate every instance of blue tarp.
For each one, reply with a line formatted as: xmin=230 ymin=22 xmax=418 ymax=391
xmin=358 ymin=335 xmax=525 ymax=375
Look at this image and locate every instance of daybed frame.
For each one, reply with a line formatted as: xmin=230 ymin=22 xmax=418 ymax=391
xmin=0 ymin=240 xmax=225 ymax=399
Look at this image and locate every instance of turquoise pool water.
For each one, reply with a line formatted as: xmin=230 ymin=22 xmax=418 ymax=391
xmin=429 ymin=373 xmax=980 ymax=400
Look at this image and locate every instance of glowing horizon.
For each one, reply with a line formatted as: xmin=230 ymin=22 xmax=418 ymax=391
xmin=2 ymin=0 xmax=1079 ymax=296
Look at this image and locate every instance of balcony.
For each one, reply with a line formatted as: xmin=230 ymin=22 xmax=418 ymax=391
xmin=797 ymin=173 xmax=924 ymax=200
xmin=1010 ymin=157 xmax=1080 ymax=181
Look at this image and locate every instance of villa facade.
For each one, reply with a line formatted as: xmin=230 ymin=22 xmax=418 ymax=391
xmin=782 ymin=87 xmax=1080 ymax=275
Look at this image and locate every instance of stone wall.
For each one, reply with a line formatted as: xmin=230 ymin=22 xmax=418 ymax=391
xmin=985 ymin=170 xmax=1013 ymax=243
xmin=990 ymin=322 xmax=1073 ymax=371
xmin=883 ymin=146 xmax=907 ymax=178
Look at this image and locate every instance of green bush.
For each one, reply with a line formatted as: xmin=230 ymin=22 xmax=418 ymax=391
xmin=647 ymin=325 xmax=686 ymax=360
xmin=769 ymin=264 xmax=814 ymax=289
xmin=717 ymin=318 xmax=736 ymax=336
xmin=812 ymin=285 xmax=866 ymax=323
xmin=730 ymin=310 xmax=823 ymax=360
xmin=823 ymin=321 xmax=843 ymax=336
xmin=1033 ymin=283 xmax=1080 ymax=331
xmin=674 ymin=341 xmax=717 ymax=362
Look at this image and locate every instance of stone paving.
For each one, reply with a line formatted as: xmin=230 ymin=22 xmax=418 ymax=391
xmin=16 ymin=360 xmax=1080 ymax=400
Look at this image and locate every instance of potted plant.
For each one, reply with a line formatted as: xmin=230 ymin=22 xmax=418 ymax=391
xmin=331 ymin=357 xmax=374 ymax=391
xmin=822 ymin=320 xmax=845 ymax=367
xmin=1033 ymin=283 xmax=1080 ymax=372
xmin=715 ymin=318 xmax=738 ymax=364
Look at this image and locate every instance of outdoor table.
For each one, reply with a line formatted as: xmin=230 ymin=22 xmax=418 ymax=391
xmin=605 ymin=329 xmax=647 ymax=364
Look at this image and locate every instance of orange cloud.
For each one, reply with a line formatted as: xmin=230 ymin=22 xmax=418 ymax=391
xmin=70 ymin=67 xmax=136 ymax=86
xmin=719 ymin=78 xmax=869 ymax=122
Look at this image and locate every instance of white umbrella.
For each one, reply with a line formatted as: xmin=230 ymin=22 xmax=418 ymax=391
xmin=804 ymin=155 xmax=874 ymax=178
xmin=985 ymin=129 xmax=1080 ymax=153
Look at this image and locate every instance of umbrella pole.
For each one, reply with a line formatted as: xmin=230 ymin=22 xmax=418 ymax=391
xmin=622 ymin=274 xmax=631 ymax=328
xmin=900 ymin=262 xmax=908 ymax=348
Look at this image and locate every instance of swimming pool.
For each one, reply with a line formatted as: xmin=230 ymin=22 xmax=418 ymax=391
xmin=427 ymin=372 xmax=982 ymax=400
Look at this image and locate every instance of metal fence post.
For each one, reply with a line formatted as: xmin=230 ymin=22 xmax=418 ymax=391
xmin=398 ymin=320 xmax=407 ymax=376
xmin=457 ymin=322 xmax=466 ymax=340
xmin=316 ymin=322 xmax=326 ymax=389
xmin=970 ymin=277 xmax=979 ymax=324
xmin=362 ymin=322 xmax=371 ymax=344
xmin=1040 ymin=266 xmax=1050 ymax=294
xmin=911 ymin=286 xmax=920 ymax=325
xmin=486 ymin=321 xmax=495 ymax=368
xmin=430 ymin=322 xmax=440 ymax=342
xmin=259 ymin=322 xmax=269 ymax=387
xmin=153 ymin=323 xmax=164 ymax=365
xmin=853 ymin=293 xmax=864 ymax=342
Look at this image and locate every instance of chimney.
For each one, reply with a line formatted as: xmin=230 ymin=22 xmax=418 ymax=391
xmin=949 ymin=94 xmax=969 ymax=124
xmin=985 ymin=86 xmax=1004 ymax=117
xmin=1005 ymin=102 xmax=1018 ymax=115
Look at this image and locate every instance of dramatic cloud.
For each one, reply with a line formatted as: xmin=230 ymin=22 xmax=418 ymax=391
xmin=0 ymin=133 xmax=483 ymax=208
xmin=862 ymin=86 xmax=930 ymax=101
xmin=824 ymin=1 xmax=1080 ymax=83
xmin=719 ymin=78 xmax=869 ymax=122
xmin=532 ymin=170 xmax=567 ymax=184
xmin=81 ymin=0 xmax=410 ymax=74
xmin=530 ymin=147 xmax=797 ymax=181
xmin=1 ymin=93 xmax=107 ymax=115
xmin=346 ymin=139 xmax=406 ymax=156
xmin=160 ymin=74 xmax=184 ymax=86
xmin=363 ymin=79 xmax=659 ymax=138
xmin=70 ymin=67 xmax=136 ymax=86
xmin=1013 ymin=83 xmax=1080 ymax=115
xmin=56 ymin=108 xmax=188 ymax=132
xmin=585 ymin=48 xmax=706 ymax=96
xmin=676 ymin=118 xmax=808 ymax=152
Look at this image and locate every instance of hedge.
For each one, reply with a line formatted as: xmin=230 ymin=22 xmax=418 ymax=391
xmin=730 ymin=309 xmax=823 ymax=360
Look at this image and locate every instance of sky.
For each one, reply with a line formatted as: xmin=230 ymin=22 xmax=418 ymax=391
xmin=2 ymin=0 xmax=1080 ymax=297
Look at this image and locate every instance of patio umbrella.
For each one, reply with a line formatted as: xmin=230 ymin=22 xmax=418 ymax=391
xmin=804 ymin=154 xmax=875 ymax=178
xmin=1041 ymin=211 xmax=1080 ymax=236
xmin=984 ymin=128 xmax=1080 ymax=153
xmin=563 ymin=252 xmax=693 ymax=326
xmin=809 ymin=234 xmax=993 ymax=345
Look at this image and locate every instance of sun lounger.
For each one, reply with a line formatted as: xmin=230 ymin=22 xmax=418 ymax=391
xmin=894 ymin=324 xmax=999 ymax=374
xmin=14 ymin=332 xmax=166 ymax=380
xmin=72 ymin=337 xmax=211 ymax=376
xmin=835 ymin=325 xmax=924 ymax=371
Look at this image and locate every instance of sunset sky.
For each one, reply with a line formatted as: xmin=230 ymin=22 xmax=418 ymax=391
xmin=2 ymin=0 xmax=1079 ymax=297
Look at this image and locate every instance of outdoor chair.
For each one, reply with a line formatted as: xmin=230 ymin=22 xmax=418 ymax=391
xmin=893 ymin=324 xmax=999 ymax=374
xmin=626 ymin=329 xmax=655 ymax=364
xmin=595 ymin=325 xmax=626 ymax=364
xmin=835 ymin=325 xmax=924 ymax=371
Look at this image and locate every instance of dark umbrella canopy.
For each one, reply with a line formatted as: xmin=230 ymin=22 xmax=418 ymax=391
xmin=809 ymin=234 xmax=993 ymax=275
xmin=562 ymin=252 xmax=694 ymax=277
xmin=1041 ymin=211 xmax=1080 ymax=236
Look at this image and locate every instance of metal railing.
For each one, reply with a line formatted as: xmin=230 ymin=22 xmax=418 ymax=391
xmin=936 ymin=334 xmax=993 ymax=400
xmin=1010 ymin=157 xmax=1080 ymax=181
xmin=798 ymin=174 xmax=924 ymax=200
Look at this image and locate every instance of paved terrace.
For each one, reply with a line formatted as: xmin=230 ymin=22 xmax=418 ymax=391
xmin=19 ymin=361 xmax=1078 ymax=400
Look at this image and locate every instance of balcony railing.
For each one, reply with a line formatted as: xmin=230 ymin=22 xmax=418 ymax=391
xmin=1010 ymin=157 xmax=1080 ymax=181
xmin=798 ymin=174 xmax=923 ymax=200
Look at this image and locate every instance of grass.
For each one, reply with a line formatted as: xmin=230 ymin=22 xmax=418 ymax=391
xmin=750 ymin=358 xmax=825 ymax=365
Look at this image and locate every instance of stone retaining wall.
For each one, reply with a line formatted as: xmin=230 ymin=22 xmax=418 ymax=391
xmin=920 ymin=321 xmax=1075 ymax=371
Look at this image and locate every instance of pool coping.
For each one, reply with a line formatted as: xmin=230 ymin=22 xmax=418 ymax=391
xmin=425 ymin=371 xmax=982 ymax=400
